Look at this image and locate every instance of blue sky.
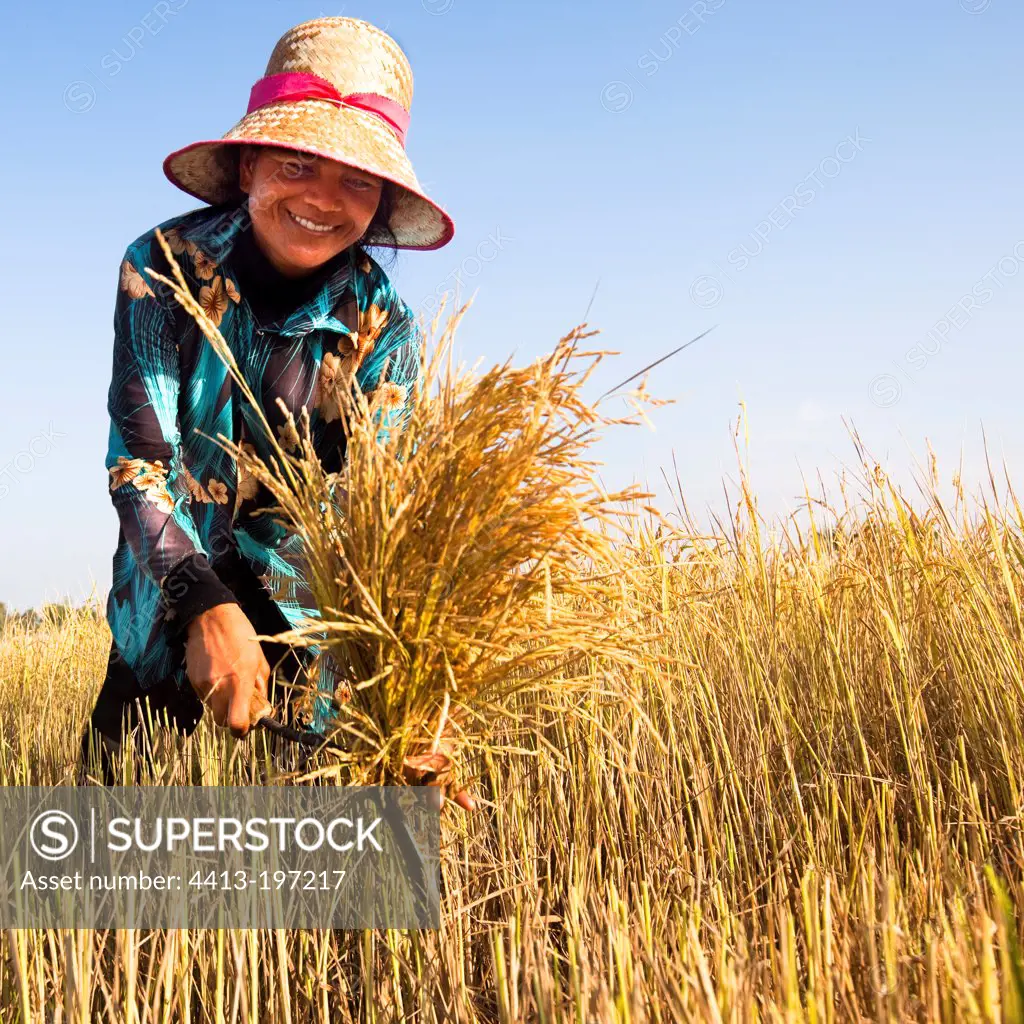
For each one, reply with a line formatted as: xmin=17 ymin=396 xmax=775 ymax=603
xmin=1 ymin=0 xmax=1021 ymax=609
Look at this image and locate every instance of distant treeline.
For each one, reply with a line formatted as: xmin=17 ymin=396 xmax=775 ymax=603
xmin=0 ymin=600 xmax=103 ymax=631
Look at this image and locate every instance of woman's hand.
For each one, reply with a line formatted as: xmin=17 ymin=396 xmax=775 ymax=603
xmin=402 ymin=732 xmax=476 ymax=812
xmin=185 ymin=603 xmax=271 ymax=738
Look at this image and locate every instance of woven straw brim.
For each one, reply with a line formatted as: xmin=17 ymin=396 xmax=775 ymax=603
xmin=164 ymin=99 xmax=454 ymax=251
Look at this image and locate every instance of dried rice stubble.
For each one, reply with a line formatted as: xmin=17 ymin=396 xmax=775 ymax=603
xmin=147 ymin=229 xmax=678 ymax=793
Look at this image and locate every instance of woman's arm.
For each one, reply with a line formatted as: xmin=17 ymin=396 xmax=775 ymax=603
xmin=106 ymin=242 xmax=238 ymax=631
xmin=106 ymin=241 xmax=272 ymax=735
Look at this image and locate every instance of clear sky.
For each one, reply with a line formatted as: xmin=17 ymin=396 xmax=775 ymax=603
xmin=1 ymin=0 xmax=1021 ymax=610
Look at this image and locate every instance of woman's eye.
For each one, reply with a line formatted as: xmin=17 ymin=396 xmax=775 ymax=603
xmin=283 ymin=160 xmax=313 ymax=179
xmin=347 ymin=178 xmax=376 ymax=192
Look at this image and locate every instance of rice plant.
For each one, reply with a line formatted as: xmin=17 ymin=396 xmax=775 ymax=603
xmin=3 ymin=260 xmax=1024 ymax=1017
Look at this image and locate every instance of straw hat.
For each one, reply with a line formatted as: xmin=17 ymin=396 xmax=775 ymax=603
xmin=163 ymin=17 xmax=454 ymax=251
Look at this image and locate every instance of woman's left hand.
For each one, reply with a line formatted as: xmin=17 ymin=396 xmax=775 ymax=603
xmin=402 ymin=737 xmax=476 ymax=812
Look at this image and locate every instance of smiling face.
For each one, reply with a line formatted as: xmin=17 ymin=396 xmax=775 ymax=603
xmin=237 ymin=146 xmax=385 ymax=277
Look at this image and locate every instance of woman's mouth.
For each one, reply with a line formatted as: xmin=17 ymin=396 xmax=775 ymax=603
xmin=286 ymin=209 xmax=340 ymax=235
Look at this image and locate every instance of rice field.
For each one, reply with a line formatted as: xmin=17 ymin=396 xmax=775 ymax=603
xmin=4 ymin=430 xmax=1024 ymax=1020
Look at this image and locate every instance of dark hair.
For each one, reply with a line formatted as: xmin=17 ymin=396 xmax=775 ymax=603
xmin=356 ymin=179 xmax=399 ymax=271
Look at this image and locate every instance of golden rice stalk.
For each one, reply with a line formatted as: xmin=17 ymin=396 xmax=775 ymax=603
xmin=146 ymin=229 xmax=675 ymax=790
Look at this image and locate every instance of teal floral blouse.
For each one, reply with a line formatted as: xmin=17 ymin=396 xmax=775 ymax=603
xmin=105 ymin=202 xmax=421 ymax=732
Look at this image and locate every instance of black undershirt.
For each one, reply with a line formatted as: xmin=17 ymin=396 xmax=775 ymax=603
xmin=228 ymin=225 xmax=353 ymax=327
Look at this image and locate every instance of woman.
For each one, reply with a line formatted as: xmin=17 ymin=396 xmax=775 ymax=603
xmin=81 ymin=16 xmax=472 ymax=810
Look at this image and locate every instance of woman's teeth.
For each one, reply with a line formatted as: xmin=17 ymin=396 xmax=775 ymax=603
xmin=287 ymin=210 xmax=337 ymax=234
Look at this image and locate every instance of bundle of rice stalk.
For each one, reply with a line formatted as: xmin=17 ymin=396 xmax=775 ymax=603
xmin=147 ymin=230 xmax=676 ymax=792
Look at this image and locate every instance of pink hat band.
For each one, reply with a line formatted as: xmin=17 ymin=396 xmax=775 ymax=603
xmin=246 ymin=72 xmax=411 ymax=148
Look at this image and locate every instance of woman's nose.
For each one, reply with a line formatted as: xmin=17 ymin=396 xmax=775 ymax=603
xmin=299 ymin=175 xmax=348 ymax=213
